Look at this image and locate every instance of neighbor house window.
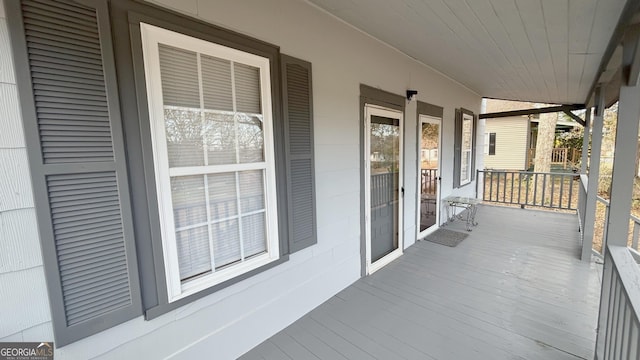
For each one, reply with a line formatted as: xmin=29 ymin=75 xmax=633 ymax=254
xmin=141 ymin=24 xmax=279 ymax=301
xmin=488 ymin=133 xmax=496 ymax=155
xmin=460 ymin=112 xmax=474 ymax=185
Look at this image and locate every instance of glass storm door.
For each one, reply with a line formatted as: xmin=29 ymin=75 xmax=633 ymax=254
xmin=418 ymin=115 xmax=441 ymax=238
xmin=365 ymin=105 xmax=403 ymax=274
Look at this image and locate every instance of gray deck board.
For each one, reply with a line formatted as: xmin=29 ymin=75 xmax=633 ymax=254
xmin=240 ymin=205 xmax=601 ymax=360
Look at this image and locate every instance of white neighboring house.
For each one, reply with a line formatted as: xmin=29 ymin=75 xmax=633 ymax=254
xmin=483 ymin=116 xmax=531 ymax=171
xmin=484 ymin=115 xmax=581 ymax=171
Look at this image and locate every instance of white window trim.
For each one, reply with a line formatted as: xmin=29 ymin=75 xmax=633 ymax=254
xmin=484 ymin=132 xmax=489 ymax=155
xmin=140 ymin=23 xmax=280 ymax=302
xmin=460 ymin=112 xmax=473 ymax=186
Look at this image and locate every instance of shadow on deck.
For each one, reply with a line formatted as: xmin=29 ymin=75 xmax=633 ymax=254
xmin=241 ymin=205 xmax=602 ymax=360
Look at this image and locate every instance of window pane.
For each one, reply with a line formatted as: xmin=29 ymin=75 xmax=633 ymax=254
xmin=462 ymin=119 xmax=472 ymax=150
xmin=176 ymin=226 xmax=211 ymax=281
xmin=234 ymin=63 xmax=261 ymax=114
xmin=242 ymin=213 xmax=267 ymax=257
xmin=238 ymin=114 xmax=264 ymax=163
xmin=461 ymin=151 xmax=471 ymax=181
xmin=207 ymin=173 xmax=237 ymax=219
xmin=171 ymin=176 xmax=207 ymax=228
xmin=212 ymin=219 xmax=241 ymax=269
xmin=165 ymin=108 xmax=204 ymax=167
xmin=158 ymin=44 xmax=200 ymax=108
xmin=204 ymin=112 xmax=236 ymax=165
xmin=201 ymin=55 xmax=233 ymax=112
xmin=239 ymin=170 xmax=265 ymax=213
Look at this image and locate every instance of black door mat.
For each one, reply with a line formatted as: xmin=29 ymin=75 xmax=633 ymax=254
xmin=424 ymin=228 xmax=468 ymax=247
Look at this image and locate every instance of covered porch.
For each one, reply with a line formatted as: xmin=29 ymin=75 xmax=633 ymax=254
xmin=241 ymin=205 xmax=601 ymax=359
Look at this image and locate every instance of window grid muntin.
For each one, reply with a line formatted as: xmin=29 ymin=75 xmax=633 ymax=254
xmin=164 ymin=55 xmax=267 ymax=280
xmin=140 ymin=23 xmax=278 ymax=302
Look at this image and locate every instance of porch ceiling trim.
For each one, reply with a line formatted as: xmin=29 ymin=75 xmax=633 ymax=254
xmin=585 ymin=0 xmax=640 ymax=105
xmin=562 ymin=110 xmax=586 ymax=127
xmin=479 ymin=104 xmax=584 ymax=120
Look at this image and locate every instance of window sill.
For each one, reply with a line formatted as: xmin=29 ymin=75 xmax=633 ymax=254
xmin=171 ymin=253 xmax=279 ymax=302
xmin=144 ymin=255 xmax=289 ymax=320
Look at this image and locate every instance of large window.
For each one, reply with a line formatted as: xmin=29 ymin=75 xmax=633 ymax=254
xmin=460 ymin=112 xmax=474 ymax=185
xmin=141 ymin=24 xmax=280 ymax=301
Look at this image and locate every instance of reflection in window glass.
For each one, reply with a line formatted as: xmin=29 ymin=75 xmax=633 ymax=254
xmin=204 ymin=112 xmax=236 ymax=165
xmin=460 ymin=113 xmax=473 ymax=185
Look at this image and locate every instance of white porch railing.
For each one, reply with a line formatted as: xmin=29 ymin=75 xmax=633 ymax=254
xmin=596 ymin=245 xmax=640 ymax=359
xmin=478 ymin=170 xmax=578 ymax=210
xmin=590 ymin=196 xmax=640 ymax=256
xmin=578 ymin=174 xmax=588 ymax=234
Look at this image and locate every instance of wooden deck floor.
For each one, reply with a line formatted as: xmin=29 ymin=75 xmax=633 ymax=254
xmin=240 ymin=205 xmax=602 ymax=360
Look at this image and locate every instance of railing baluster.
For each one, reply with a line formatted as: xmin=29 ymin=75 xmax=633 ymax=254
xmin=510 ymin=172 xmax=515 ymax=204
xmin=633 ymin=222 xmax=640 ymax=251
xmin=489 ymin=171 xmax=494 ymax=202
xmin=550 ymin=174 xmax=555 ymax=208
xmin=614 ymin=280 xmax=624 ymax=358
xmin=496 ymin=171 xmax=501 ymax=202
xmin=524 ymin=173 xmax=532 ymax=205
xmin=541 ymin=173 xmax=547 ymax=207
xmin=559 ymin=174 xmax=565 ymax=209
xmin=502 ymin=172 xmax=507 ymax=202
xmin=620 ymin=302 xmax=631 ymax=360
xmin=517 ymin=172 xmax=522 ymax=204
xmin=629 ymin=320 xmax=638 ymax=358
xmin=605 ymin=273 xmax=618 ymax=359
xmin=533 ymin=173 xmax=538 ymax=206
xmin=603 ymin=205 xmax=610 ymax=254
xmin=568 ymin=174 xmax=574 ymax=210
xmin=483 ymin=170 xmax=487 ymax=200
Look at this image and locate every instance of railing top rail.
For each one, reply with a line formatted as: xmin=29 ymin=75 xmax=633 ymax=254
xmin=593 ymin=196 xmax=635 ymax=220
xmin=607 ymin=245 xmax=640 ymax=324
xmin=580 ymin=174 xmax=588 ymax=188
xmin=629 ymin=247 xmax=640 ymax=263
xmin=479 ymin=170 xmax=578 ymax=177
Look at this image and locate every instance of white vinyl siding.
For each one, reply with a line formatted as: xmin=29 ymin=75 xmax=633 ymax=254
xmin=140 ymin=24 xmax=279 ymax=302
xmin=484 ymin=116 xmax=529 ymax=170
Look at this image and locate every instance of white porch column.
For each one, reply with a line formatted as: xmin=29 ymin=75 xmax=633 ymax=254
xmin=581 ymin=90 xmax=604 ymax=261
xmin=580 ymin=109 xmax=591 ymax=174
xmin=595 ymin=35 xmax=640 ymax=358
xmin=606 ymin=86 xmax=640 ymax=246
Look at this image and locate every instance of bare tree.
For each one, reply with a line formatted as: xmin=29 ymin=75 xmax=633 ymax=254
xmin=533 ymin=112 xmax=558 ymax=204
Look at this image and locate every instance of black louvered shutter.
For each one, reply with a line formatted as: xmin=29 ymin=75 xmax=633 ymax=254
xmin=281 ymin=55 xmax=317 ymax=252
xmin=9 ymin=0 xmax=142 ymax=346
xmin=453 ymin=109 xmax=462 ymax=188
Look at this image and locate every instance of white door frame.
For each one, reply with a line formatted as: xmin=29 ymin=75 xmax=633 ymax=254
xmin=417 ymin=114 xmax=442 ymax=239
xmin=364 ymin=104 xmax=403 ymax=275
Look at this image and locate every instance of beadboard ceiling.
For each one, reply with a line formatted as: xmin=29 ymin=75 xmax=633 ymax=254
xmin=307 ymin=0 xmax=628 ymax=104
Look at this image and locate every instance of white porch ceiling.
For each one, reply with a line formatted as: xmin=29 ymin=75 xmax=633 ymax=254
xmin=306 ymin=0 xmax=628 ymax=104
